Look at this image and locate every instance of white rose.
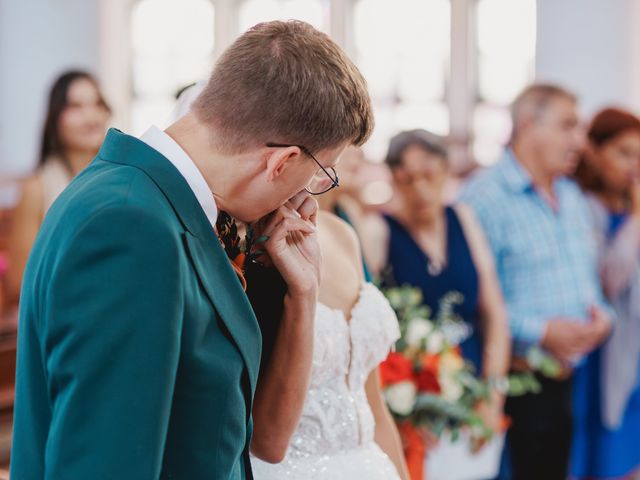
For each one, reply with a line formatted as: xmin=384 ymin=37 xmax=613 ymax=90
xmin=406 ymin=318 xmax=433 ymax=347
xmin=426 ymin=331 xmax=445 ymax=354
xmin=384 ymin=381 xmax=417 ymax=416
xmin=439 ymin=373 xmax=464 ymax=403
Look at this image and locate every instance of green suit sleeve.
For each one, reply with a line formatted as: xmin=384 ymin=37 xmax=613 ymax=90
xmin=42 ymin=205 xmax=184 ymax=479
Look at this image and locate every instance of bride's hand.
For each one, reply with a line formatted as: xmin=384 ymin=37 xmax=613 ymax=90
xmin=255 ymin=192 xmax=321 ymax=298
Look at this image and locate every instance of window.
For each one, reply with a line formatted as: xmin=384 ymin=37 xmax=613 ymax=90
xmin=130 ymin=0 xmax=215 ymax=134
xmin=239 ymin=0 xmax=329 ymax=33
xmin=473 ymin=0 xmax=536 ymax=165
xmin=118 ymin=0 xmax=536 ymax=166
xmin=353 ymin=0 xmax=451 ymax=161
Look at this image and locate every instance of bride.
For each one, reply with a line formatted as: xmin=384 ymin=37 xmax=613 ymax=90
xmin=250 ymin=209 xmax=409 ymax=479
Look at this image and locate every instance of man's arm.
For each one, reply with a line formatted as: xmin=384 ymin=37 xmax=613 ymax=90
xmin=44 ymin=206 xmax=183 ymax=479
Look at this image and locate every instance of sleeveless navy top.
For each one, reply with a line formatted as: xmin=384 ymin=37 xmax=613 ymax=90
xmin=384 ymin=207 xmax=482 ymax=372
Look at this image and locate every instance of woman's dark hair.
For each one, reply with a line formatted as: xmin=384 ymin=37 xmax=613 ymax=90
xmin=574 ymin=108 xmax=640 ymax=193
xmin=384 ymin=129 xmax=448 ymax=169
xmin=39 ymin=70 xmax=111 ymax=167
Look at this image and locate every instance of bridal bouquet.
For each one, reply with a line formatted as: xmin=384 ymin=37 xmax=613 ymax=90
xmin=380 ymin=286 xmax=513 ymax=480
xmin=379 ymin=285 xmax=560 ymax=480
xmin=379 ymin=285 xmax=557 ymax=433
xmin=380 ymin=287 xmax=499 ymax=442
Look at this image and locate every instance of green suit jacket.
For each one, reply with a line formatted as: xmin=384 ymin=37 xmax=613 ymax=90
xmin=11 ymin=129 xmax=262 ymax=479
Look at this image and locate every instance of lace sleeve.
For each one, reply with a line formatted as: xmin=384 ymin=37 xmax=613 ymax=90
xmin=352 ymin=283 xmax=401 ymax=370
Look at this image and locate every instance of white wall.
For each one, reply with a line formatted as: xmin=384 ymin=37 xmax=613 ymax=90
xmin=0 ymin=0 xmax=102 ymax=176
xmin=536 ymin=0 xmax=640 ymax=117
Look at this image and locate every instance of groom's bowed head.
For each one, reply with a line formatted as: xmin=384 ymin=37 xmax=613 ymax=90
xmin=166 ymin=20 xmax=374 ymax=223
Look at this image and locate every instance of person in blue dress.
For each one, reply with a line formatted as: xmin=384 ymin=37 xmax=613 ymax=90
xmin=367 ymin=129 xmax=511 ymax=438
xmin=572 ymin=108 xmax=640 ymax=479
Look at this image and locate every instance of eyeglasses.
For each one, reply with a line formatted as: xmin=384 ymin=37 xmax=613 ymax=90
xmin=266 ymin=142 xmax=340 ymax=195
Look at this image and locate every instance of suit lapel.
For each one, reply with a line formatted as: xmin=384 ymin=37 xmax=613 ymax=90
xmin=97 ymin=128 xmax=262 ymax=400
xmin=183 ymin=232 xmax=261 ymax=400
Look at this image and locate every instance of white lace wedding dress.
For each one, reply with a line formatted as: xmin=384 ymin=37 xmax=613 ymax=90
xmin=251 ymin=282 xmax=402 ymax=479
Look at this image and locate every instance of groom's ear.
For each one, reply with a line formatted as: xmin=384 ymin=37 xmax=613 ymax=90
xmin=265 ymin=146 xmax=302 ymax=181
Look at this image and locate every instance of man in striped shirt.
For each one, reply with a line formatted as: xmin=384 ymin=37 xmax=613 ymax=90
xmin=460 ymin=84 xmax=612 ymax=480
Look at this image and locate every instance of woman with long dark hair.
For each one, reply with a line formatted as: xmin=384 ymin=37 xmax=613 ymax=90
xmin=5 ymin=70 xmax=110 ymax=304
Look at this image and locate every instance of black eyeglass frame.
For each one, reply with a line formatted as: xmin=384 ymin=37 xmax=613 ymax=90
xmin=266 ymin=142 xmax=340 ymax=195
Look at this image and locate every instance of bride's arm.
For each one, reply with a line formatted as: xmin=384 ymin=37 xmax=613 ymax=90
xmin=366 ymin=369 xmax=410 ymax=480
xmin=250 ymin=198 xmax=320 ymax=463
xmin=331 ymin=212 xmax=408 ymax=478
xmin=250 ymin=292 xmax=316 ymax=463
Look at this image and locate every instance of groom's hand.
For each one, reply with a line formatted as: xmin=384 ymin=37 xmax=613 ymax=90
xmin=258 ymin=191 xmax=321 ymax=298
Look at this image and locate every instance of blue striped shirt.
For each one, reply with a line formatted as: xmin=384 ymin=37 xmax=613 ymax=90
xmin=458 ymin=150 xmax=607 ymax=356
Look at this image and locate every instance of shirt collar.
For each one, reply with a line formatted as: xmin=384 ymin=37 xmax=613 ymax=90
xmin=500 ymin=148 xmax=535 ymax=193
xmin=139 ymin=125 xmax=218 ymax=228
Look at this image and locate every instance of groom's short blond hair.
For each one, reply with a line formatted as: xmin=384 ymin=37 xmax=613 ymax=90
xmin=192 ymin=20 xmax=374 ymax=153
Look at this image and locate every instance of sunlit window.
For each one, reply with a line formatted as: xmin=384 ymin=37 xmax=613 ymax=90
xmin=131 ymin=0 xmax=215 ymax=134
xmin=125 ymin=0 xmax=536 ymax=167
xmin=353 ymin=0 xmax=450 ymax=162
xmin=239 ymin=0 xmax=329 ymax=34
xmin=473 ymin=0 xmax=536 ymax=165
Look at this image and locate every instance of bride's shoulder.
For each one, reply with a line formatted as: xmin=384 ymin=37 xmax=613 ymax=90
xmin=317 ymin=211 xmax=360 ymax=252
xmin=317 ymin=210 xmax=352 ymax=232
xmin=317 ymin=210 xmax=363 ymax=274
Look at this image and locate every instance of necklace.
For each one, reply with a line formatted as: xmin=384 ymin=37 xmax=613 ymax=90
xmin=427 ymin=259 xmax=444 ymax=276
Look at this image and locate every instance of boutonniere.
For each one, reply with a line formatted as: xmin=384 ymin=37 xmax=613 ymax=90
xmin=216 ymin=211 xmax=244 ymax=265
xmin=244 ymin=224 xmax=271 ymax=268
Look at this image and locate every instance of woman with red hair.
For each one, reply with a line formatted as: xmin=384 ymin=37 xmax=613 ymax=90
xmin=572 ymin=108 xmax=640 ymax=479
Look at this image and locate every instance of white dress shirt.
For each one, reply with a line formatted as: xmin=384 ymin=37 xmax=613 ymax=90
xmin=139 ymin=125 xmax=218 ymax=229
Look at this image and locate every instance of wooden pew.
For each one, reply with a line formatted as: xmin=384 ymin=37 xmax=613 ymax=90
xmin=0 ymin=324 xmax=16 ymax=469
xmin=0 ymin=203 xmax=16 ymax=470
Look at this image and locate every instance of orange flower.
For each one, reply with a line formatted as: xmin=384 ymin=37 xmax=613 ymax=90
xmin=416 ymin=353 xmax=441 ymax=393
xmin=421 ymin=353 xmax=440 ymax=373
xmin=399 ymin=422 xmax=427 ymax=480
xmin=380 ymin=352 xmax=414 ymax=387
xmin=234 ymin=252 xmax=246 ymax=269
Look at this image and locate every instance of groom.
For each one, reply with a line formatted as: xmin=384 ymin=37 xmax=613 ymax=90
xmin=10 ymin=20 xmax=373 ymax=479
